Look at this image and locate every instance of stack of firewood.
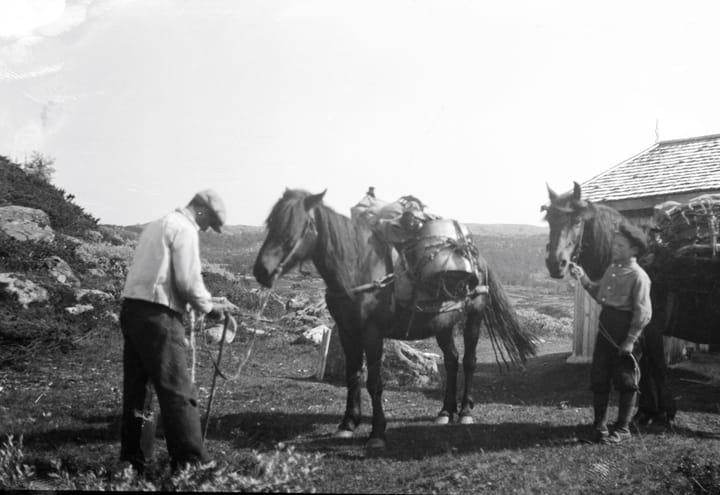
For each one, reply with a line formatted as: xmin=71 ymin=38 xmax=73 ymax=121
xmin=654 ymin=194 xmax=720 ymax=259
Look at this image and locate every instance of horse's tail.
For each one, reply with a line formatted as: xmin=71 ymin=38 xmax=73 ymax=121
xmin=482 ymin=265 xmax=537 ymax=368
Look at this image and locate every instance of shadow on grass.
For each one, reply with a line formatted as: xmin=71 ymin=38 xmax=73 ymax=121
xmin=21 ymin=422 xmax=118 ymax=449
xmin=413 ymin=352 xmax=592 ymax=409
xmin=412 ymin=351 xmax=720 ymax=415
xmin=206 ymin=410 xmax=341 ymax=449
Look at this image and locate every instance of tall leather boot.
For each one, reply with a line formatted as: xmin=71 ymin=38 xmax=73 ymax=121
xmin=607 ymin=391 xmax=636 ymax=444
xmin=592 ymin=392 xmax=610 ymax=442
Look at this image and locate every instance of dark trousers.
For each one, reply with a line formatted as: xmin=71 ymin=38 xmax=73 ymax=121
xmin=590 ymin=307 xmax=639 ymax=394
xmin=120 ymin=299 xmax=208 ymax=469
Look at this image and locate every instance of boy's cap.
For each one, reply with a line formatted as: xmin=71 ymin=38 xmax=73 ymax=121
xmin=617 ymin=223 xmax=647 ymax=254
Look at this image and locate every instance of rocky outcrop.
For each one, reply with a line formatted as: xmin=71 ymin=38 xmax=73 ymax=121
xmin=0 ymin=273 xmax=49 ymax=308
xmin=322 ymin=326 xmax=442 ymax=387
xmin=382 ymin=340 xmax=442 ymax=388
xmin=65 ymin=304 xmax=94 ymax=315
xmin=43 ymin=256 xmax=81 ymax=286
xmin=73 ymin=288 xmax=114 ymax=303
xmin=0 ymin=206 xmax=55 ymax=242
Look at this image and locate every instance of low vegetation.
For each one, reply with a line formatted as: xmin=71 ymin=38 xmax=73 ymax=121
xmin=1 ymin=157 xmax=719 ymax=492
xmin=0 ymin=156 xmax=99 ymax=238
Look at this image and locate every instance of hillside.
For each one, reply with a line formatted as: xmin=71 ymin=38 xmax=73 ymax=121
xmin=0 ymin=152 xmax=565 ymax=297
xmin=194 ymin=221 xmax=563 ymax=292
xmin=112 ymin=220 xmax=559 ymax=291
xmin=465 ymin=223 xmax=547 ymax=237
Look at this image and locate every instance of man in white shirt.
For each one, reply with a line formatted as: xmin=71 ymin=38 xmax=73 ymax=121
xmin=119 ymin=189 xmax=233 ymax=472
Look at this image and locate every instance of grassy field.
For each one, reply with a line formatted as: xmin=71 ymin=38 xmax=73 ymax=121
xmin=1 ymin=280 xmax=719 ymax=493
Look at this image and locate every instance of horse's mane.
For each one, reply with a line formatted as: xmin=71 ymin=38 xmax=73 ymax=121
xmin=314 ymin=201 xmax=370 ymax=262
xmin=269 ymin=189 xmax=379 ymax=294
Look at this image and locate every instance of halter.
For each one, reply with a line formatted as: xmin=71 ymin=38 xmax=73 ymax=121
xmin=570 ymin=217 xmax=585 ymax=264
xmin=274 ymin=209 xmax=317 ymax=276
xmin=546 ymin=203 xmax=586 ymax=265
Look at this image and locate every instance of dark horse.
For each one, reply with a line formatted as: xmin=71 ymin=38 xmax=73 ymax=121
xmin=254 ymin=189 xmax=536 ymax=448
xmin=542 ymin=182 xmax=676 ymax=424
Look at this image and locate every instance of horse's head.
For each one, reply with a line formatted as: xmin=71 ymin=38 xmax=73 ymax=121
xmin=253 ymin=189 xmax=325 ymax=288
xmin=541 ymin=181 xmax=595 ymax=279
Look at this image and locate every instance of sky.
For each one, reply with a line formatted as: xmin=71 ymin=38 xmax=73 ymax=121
xmin=2 ymin=0 xmax=720 ymax=227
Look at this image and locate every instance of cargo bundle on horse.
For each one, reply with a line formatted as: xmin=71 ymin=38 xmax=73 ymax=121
xmin=648 ymin=194 xmax=720 ymax=345
xmin=350 ymin=189 xmax=483 ymax=305
xmin=254 ymin=188 xmax=536 ymax=449
xmin=542 ymin=182 xmax=677 ymax=425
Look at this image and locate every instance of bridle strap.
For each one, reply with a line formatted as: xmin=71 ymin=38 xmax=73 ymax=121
xmin=570 ymin=218 xmax=585 ymax=264
xmin=275 ymin=210 xmax=316 ymax=275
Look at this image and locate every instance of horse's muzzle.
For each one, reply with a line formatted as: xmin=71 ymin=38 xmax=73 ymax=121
xmin=253 ymin=262 xmax=274 ymax=288
xmin=545 ymin=257 xmax=566 ymax=279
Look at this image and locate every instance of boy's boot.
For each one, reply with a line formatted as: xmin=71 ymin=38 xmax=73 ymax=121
xmin=607 ymin=391 xmax=636 ymax=444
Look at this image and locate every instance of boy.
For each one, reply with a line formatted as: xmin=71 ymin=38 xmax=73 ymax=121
xmin=569 ymin=222 xmax=652 ymax=444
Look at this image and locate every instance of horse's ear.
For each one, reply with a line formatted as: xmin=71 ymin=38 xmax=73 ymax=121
xmin=304 ymin=189 xmax=327 ymax=211
xmin=573 ymin=181 xmax=582 ymax=200
xmin=546 ymin=183 xmax=558 ymax=202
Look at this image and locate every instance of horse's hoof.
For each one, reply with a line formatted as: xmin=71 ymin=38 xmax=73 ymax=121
xmin=434 ymin=414 xmax=452 ymax=425
xmin=334 ymin=429 xmax=354 ymax=439
xmin=366 ymin=437 xmax=386 ymax=450
xmin=459 ymin=415 xmax=475 ymax=425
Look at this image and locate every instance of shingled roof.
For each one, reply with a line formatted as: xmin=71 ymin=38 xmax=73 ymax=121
xmin=581 ymin=133 xmax=720 ymax=202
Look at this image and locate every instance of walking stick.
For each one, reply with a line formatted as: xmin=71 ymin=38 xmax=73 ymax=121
xmin=189 ymin=310 xmax=197 ymax=384
xmin=202 ymin=311 xmax=230 ymax=440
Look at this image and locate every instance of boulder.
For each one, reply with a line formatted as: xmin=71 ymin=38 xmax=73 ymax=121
xmin=0 ymin=273 xmax=49 ymax=308
xmin=381 ymin=340 xmax=442 ymax=388
xmin=73 ymin=288 xmax=114 ymax=302
xmin=43 ymin=256 xmax=80 ymax=286
xmin=65 ymin=304 xmax=94 ymax=315
xmin=322 ymin=326 xmax=442 ymax=387
xmin=0 ymin=205 xmax=54 ymax=242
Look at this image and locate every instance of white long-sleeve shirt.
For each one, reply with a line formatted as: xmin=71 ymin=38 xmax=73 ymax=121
xmin=122 ymin=208 xmax=213 ymax=315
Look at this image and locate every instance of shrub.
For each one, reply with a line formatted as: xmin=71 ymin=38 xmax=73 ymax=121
xmin=516 ymin=308 xmax=572 ymax=339
xmin=0 ymin=156 xmax=99 ymax=237
xmin=0 ymin=235 xmax=89 ymax=273
xmin=0 ymin=436 xmax=322 ymax=492
xmin=0 ymin=435 xmax=35 ymax=489
xmin=75 ymin=242 xmax=134 ymax=278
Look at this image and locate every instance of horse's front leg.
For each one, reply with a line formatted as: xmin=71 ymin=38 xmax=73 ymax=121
xmin=435 ymin=328 xmax=459 ymax=424
xmin=363 ymin=324 xmax=386 ymax=449
xmin=459 ymin=313 xmax=482 ymax=424
xmin=335 ymin=326 xmax=363 ymax=438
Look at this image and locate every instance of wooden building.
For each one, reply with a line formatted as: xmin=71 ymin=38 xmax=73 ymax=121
xmin=567 ymin=133 xmax=720 ymax=364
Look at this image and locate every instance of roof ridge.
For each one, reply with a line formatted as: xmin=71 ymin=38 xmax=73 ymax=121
xmin=657 ymin=132 xmax=720 ymax=145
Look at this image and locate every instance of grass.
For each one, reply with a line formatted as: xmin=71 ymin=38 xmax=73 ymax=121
xmin=1 ymin=281 xmax=720 ymax=492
